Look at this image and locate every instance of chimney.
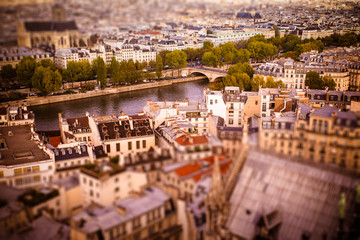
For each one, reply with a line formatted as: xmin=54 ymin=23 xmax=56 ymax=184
xmin=164 ymin=98 xmax=166 ymax=106
xmin=331 ymin=111 xmax=336 ymax=122
xmin=129 ymin=117 xmax=134 ymax=130
xmin=59 ymin=113 xmax=66 ymax=144
xmin=116 ymin=205 xmax=127 ymax=215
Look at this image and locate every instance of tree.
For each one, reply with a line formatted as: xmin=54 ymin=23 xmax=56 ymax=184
xmin=251 ymin=75 xmax=265 ymax=91
xmin=282 ymin=34 xmax=302 ymax=52
xmin=158 ymin=50 xmax=171 ymax=65
xmin=202 ymin=41 xmax=214 ymax=51
xmin=149 ymin=60 xmax=156 ymax=69
xmin=282 ymin=51 xmax=299 ymax=60
xmin=247 ymin=41 xmax=278 ymax=61
xmin=165 ymin=50 xmax=187 ymax=76
xmin=248 ymin=34 xmax=267 ymax=44
xmin=32 ymin=66 xmax=62 ymax=95
xmin=228 ymin=62 xmax=254 ymax=78
xmin=17 ymin=56 xmax=36 ymax=88
xmin=305 ymin=71 xmax=323 ymax=89
xmin=39 ymin=59 xmax=56 ymax=71
xmin=109 ymin=57 xmax=121 ymax=84
xmin=156 ymin=55 xmax=163 ymax=80
xmin=272 ymin=24 xmax=280 ymax=38
xmin=322 ymin=76 xmax=336 ymax=90
xmin=78 ymin=60 xmax=92 ymax=81
xmin=65 ymin=61 xmax=81 ymax=88
xmin=233 ymin=49 xmax=250 ymax=64
xmin=0 ymin=64 xmax=16 ymax=84
xmin=119 ymin=60 xmax=128 ymax=83
xmin=92 ymin=57 xmax=107 ymax=88
xmin=202 ymin=51 xmax=219 ymax=67
xmin=265 ymin=76 xmax=276 ymax=88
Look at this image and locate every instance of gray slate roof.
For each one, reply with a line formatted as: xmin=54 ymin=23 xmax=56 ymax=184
xmin=226 ymin=150 xmax=358 ymax=240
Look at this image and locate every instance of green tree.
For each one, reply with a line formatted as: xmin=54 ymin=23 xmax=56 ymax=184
xmin=282 ymin=51 xmax=299 ymax=60
xmin=156 ymin=55 xmax=163 ymax=80
xmin=39 ymin=59 xmax=57 ymax=71
xmin=233 ymin=49 xmax=250 ymax=64
xmin=17 ymin=56 xmax=36 ymax=88
xmin=165 ymin=50 xmax=187 ymax=76
xmin=158 ymin=50 xmax=171 ymax=65
xmin=251 ymin=75 xmax=265 ymax=91
xmin=265 ymin=76 xmax=276 ymax=88
xmin=32 ymin=66 xmax=62 ymax=95
xmin=0 ymin=64 xmax=17 ymax=84
xmin=202 ymin=41 xmax=214 ymax=51
xmin=322 ymin=76 xmax=336 ymax=90
xmin=92 ymin=57 xmax=107 ymax=88
xmin=228 ymin=62 xmax=254 ymax=78
xmin=248 ymin=34 xmax=267 ymax=44
xmin=149 ymin=60 xmax=156 ymax=69
xmin=119 ymin=60 xmax=128 ymax=83
xmin=247 ymin=41 xmax=278 ymax=61
xmin=305 ymin=71 xmax=323 ymax=89
xmin=65 ymin=61 xmax=81 ymax=88
xmin=78 ymin=60 xmax=92 ymax=81
xmin=202 ymin=51 xmax=219 ymax=67
xmin=109 ymin=57 xmax=121 ymax=84
xmin=282 ymin=34 xmax=302 ymax=52
xmin=272 ymin=25 xmax=280 ymax=38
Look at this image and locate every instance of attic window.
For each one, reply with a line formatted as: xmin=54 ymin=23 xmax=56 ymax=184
xmin=246 ymin=209 xmax=251 ymax=215
xmin=81 ymin=146 xmax=86 ymax=152
xmin=61 ymin=149 xmax=66 ymax=155
xmin=126 ymin=132 xmax=132 ymax=137
xmin=68 ymin=148 xmax=72 ymax=154
xmin=55 ymin=150 xmax=59 ymax=156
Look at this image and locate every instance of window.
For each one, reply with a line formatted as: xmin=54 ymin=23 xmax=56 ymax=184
xmin=215 ymin=99 xmax=218 ymax=104
xmin=255 ymin=101 xmax=258 ymax=105
xmin=132 ymin=217 xmax=141 ymax=230
xmin=229 ymin=118 xmax=233 ymax=125
xmin=106 ymin=144 xmax=111 ymax=153
xmin=142 ymin=140 xmax=146 ymax=148
xmin=14 ymin=168 xmax=23 ymax=175
xmin=136 ymin=141 xmax=140 ymax=149
xmin=262 ymin=103 xmax=266 ymax=112
xmin=128 ymin=142 xmax=132 ymax=150
xmin=210 ymin=100 xmax=213 ymax=105
xmin=116 ymin=143 xmax=120 ymax=152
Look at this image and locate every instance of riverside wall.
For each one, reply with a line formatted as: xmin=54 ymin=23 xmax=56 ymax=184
xmin=0 ymin=76 xmax=206 ymax=107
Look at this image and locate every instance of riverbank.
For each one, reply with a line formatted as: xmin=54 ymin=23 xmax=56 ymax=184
xmin=0 ymin=76 xmax=206 ymax=107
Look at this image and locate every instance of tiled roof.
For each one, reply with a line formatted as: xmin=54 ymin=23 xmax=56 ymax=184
xmin=174 ymin=135 xmax=208 ymax=146
xmin=49 ymin=136 xmax=61 ymax=148
xmin=67 ymin=116 xmax=90 ymax=132
xmin=174 ymin=162 xmax=202 ymax=178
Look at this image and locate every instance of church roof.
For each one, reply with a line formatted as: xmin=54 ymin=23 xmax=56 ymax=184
xmin=24 ymin=21 xmax=78 ymax=32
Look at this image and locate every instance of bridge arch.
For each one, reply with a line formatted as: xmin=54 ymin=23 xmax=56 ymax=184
xmin=187 ymin=68 xmax=227 ymax=82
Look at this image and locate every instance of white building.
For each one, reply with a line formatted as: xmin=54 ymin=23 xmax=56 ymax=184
xmin=201 ymin=31 xmax=259 ymax=46
xmin=203 ymin=89 xmax=226 ymax=119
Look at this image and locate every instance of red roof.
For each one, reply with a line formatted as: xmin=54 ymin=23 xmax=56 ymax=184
xmin=173 ymin=155 xmax=231 ymax=182
xmin=174 ymin=162 xmax=202 ymax=178
xmin=174 ymin=135 xmax=208 ymax=146
xmin=49 ymin=136 xmax=61 ymax=147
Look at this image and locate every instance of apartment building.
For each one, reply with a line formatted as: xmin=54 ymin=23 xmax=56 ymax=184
xmin=203 ymin=89 xmax=226 ymax=119
xmin=348 ymin=63 xmax=360 ymax=92
xmin=93 ymin=112 xmax=155 ymax=157
xmin=324 ymin=65 xmax=349 ymax=91
xmin=59 ymin=113 xmax=93 ymax=144
xmin=0 ymin=125 xmax=55 ymax=188
xmin=259 ymin=104 xmax=360 ymax=173
xmin=201 ymin=31 xmax=259 ymax=46
xmin=70 ymin=187 xmax=182 ymax=240
xmin=0 ymin=47 xmax=53 ymax=70
xmin=0 ymin=105 xmax=35 ymax=127
xmin=80 ymin=162 xmax=147 ymax=206
xmin=52 ymin=142 xmax=95 ymax=180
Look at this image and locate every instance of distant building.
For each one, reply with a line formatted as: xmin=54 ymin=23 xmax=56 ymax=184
xmin=0 ymin=47 xmax=53 ymax=70
xmin=0 ymin=105 xmax=35 ymax=126
xmin=349 ymin=63 xmax=360 ymax=92
xmin=201 ymin=31 xmax=259 ymax=46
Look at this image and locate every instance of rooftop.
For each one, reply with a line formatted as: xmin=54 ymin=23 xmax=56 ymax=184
xmin=0 ymin=126 xmax=51 ymax=166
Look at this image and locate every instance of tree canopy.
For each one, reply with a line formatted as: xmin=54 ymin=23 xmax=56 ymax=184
xmin=17 ymin=56 xmax=37 ymax=88
xmin=92 ymin=57 xmax=107 ymax=88
xmin=32 ymin=66 xmax=62 ymax=95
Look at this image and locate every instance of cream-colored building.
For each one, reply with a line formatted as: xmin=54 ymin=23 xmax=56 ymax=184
xmin=0 ymin=126 xmax=55 ymax=188
xmin=70 ymin=187 xmax=182 ymax=240
xmin=349 ymin=63 xmax=360 ymax=92
xmin=80 ymin=162 xmax=147 ymax=206
xmin=259 ymin=104 xmax=360 ymax=173
xmin=93 ymin=112 xmax=155 ymax=158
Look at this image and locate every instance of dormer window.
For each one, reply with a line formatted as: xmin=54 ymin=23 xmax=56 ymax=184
xmin=116 ymin=133 xmax=121 ymax=139
xmin=68 ymin=148 xmax=72 ymax=154
xmin=55 ymin=150 xmax=59 ymax=156
xmin=126 ymin=131 xmax=132 ymax=137
xmin=78 ymin=129 xmax=82 ymax=133
xmin=81 ymin=146 xmax=86 ymax=152
xmin=61 ymin=149 xmax=66 ymax=155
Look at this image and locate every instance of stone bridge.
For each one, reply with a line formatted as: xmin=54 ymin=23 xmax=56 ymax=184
xmin=162 ymin=67 xmax=227 ymax=82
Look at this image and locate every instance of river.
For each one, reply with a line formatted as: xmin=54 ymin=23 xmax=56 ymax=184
xmin=29 ymin=79 xmax=209 ymax=131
